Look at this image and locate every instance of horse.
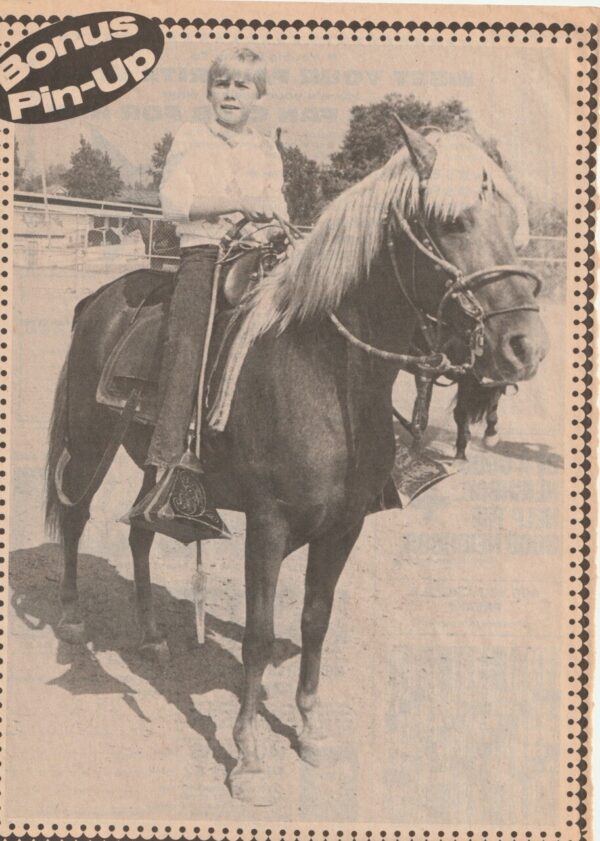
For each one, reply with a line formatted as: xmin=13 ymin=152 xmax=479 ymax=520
xmin=122 ymin=213 xmax=179 ymax=269
xmin=401 ymin=367 xmax=505 ymax=459
xmin=453 ymin=376 xmax=506 ymax=458
xmin=45 ymin=123 xmax=548 ymax=804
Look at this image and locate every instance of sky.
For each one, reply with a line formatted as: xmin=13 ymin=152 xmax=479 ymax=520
xmin=16 ymin=39 xmax=570 ymax=207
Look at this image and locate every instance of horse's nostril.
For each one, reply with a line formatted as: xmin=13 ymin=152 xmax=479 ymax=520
xmin=508 ymin=334 xmax=534 ymax=365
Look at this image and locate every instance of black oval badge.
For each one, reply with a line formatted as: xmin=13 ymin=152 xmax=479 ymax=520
xmin=0 ymin=12 xmax=164 ymax=123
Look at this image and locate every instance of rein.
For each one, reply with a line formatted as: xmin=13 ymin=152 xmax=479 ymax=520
xmin=329 ymin=313 xmax=465 ymax=378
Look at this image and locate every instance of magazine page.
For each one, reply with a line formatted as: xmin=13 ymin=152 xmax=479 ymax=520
xmin=2 ymin=2 xmax=597 ymax=837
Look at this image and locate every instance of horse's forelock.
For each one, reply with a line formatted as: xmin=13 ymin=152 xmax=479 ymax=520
xmin=423 ymin=133 xmax=524 ymax=222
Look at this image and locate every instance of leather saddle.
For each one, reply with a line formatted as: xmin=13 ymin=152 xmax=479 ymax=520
xmin=96 ymin=241 xmax=275 ymax=425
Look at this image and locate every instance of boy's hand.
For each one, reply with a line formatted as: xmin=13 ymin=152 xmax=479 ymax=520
xmin=239 ymin=197 xmax=275 ymax=223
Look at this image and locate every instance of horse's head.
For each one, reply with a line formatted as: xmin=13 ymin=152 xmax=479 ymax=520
xmin=393 ymin=121 xmax=548 ymax=384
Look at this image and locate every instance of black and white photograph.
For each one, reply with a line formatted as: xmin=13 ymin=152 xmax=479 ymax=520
xmin=3 ymin=2 xmax=595 ymax=835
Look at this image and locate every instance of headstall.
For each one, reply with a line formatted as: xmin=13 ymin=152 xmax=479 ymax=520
xmin=329 ymin=207 xmax=543 ymax=383
xmin=328 ymin=204 xmax=543 ymax=442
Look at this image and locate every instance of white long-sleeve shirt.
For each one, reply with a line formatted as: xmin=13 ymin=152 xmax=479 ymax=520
xmin=160 ymin=118 xmax=287 ymax=248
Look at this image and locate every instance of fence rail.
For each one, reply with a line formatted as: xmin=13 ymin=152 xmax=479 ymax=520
xmin=14 ymin=191 xmax=164 ymax=217
xmin=15 ymin=195 xmax=178 ymax=271
xmin=14 ymin=193 xmax=568 ymax=292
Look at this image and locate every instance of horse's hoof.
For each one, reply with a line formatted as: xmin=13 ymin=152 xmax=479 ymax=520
xmin=228 ymin=767 xmax=274 ymax=806
xmin=56 ymin=620 xmax=86 ymax=645
xmin=298 ymin=735 xmax=331 ymax=768
xmin=139 ymin=639 xmax=170 ymax=666
xmin=454 ymin=451 xmax=468 ymax=461
xmin=483 ymin=433 xmax=500 ymax=449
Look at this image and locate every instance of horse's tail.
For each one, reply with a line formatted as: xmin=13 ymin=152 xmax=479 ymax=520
xmin=45 ymin=357 xmax=69 ymax=542
xmin=455 ymin=375 xmax=506 ymax=424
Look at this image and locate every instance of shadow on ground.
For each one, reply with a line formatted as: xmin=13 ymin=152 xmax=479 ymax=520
xmin=426 ymin=424 xmax=563 ymax=469
xmin=10 ymin=543 xmax=301 ymax=776
xmin=475 ymin=439 xmax=564 ymax=469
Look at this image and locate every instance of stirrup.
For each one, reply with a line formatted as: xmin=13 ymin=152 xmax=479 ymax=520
xmin=121 ymin=452 xmax=231 ymax=544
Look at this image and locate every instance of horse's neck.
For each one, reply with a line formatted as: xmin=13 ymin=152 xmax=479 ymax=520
xmin=341 ymin=258 xmax=419 ymax=368
xmin=320 ymin=259 xmax=419 ymax=433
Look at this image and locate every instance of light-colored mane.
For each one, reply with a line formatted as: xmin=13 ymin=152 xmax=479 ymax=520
xmin=242 ymin=131 xmax=523 ymax=339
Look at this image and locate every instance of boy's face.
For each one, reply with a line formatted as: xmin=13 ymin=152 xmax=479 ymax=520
xmin=208 ymin=72 xmax=259 ymax=131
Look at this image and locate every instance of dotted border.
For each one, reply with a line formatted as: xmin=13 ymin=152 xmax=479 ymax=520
xmin=567 ymin=18 xmax=596 ymax=839
xmin=0 ymin=16 xmax=589 ymax=46
xmin=0 ymin=117 xmax=7 ymax=841
xmin=0 ymin=15 xmax=596 ymax=841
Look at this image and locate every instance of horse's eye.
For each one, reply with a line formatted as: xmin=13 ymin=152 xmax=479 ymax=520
xmin=444 ymin=217 xmax=467 ymax=234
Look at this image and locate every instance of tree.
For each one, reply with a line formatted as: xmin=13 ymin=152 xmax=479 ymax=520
xmin=63 ymin=137 xmax=123 ymax=200
xmin=279 ymin=143 xmax=322 ymax=225
xmin=148 ymin=132 xmax=173 ymax=189
xmin=527 ymin=199 xmax=567 ymax=237
xmin=14 ymin=141 xmax=25 ymax=188
xmin=44 ymin=163 xmax=68 ymax=192
xmin=323 ymin=94 xmax=478 ymax=203
xmin=24 ymin=174 xmax=42 ymax=192
xmin=14 ymin=143 xmax=68 ymax=192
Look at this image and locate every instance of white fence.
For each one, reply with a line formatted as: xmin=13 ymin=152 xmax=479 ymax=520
xmin=14 ymin=192 xmax=179 ymax=272
xmin=14 ymin=192 xmax=567 ymax=290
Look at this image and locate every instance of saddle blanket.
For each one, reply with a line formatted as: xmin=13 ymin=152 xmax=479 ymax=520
xmin=206 ymin=309 xmax=260 ymax=431
xmin=96 ymin=300 xmax=256 ymax=433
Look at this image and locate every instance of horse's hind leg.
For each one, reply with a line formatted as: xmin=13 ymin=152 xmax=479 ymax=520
xmin=57 ymin=503 xmax=90 ymax=643
xmin=129 ymin=467 xmax=169 ymax=664
xmin=56 ymin=451 xmax=102 ymax=643
xmin=296 ymin=520 xmax=363 ymax=767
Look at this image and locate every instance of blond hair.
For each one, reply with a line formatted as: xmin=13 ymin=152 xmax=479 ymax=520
xmin=207 ymin=47 xmax=267 ymax=98
xmin=239 ymin=132 xmax=527 ymax=338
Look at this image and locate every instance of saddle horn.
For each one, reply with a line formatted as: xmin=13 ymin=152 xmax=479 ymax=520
xmin=391 ymin=113 xmax=437 ymax=181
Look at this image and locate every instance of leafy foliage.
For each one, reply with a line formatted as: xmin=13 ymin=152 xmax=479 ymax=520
xmin=15 ymin=135 xmax=72 ymax=193
xmin=279 ymin=142 xmax=322 ymax=225
xmin=527 ymin=200 xmax=567 ymax=237
xmin=14 ymin=141 xmax=25 ymax=188
xmin=63 ymin=137 xmax=123 ymax=200
xmin=148 ymin=132 xmax=174 ymax=189
xmin=322 ymin=94 xmax=475 ymax=202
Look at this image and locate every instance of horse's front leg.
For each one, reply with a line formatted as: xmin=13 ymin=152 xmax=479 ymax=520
xmin=229 ymin=509 xmax=289 ymax=805
xmin=453 ymin=383 xmax=471 ymax=460
xmin=296 ymin=520 xmax=364 ymax=767
xmin=483 ymin=388 xmax=503 ymax=449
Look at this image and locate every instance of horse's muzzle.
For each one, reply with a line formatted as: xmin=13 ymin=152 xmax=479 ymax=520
xmin=494 ymin=316 xmax=549 ymax=382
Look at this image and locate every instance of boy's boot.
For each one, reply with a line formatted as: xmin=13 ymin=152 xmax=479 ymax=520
xmin=121 ymin=450 xmax=230 ymax=544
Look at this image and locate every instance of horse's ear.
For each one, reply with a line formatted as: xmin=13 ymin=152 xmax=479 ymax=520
xmin=392 ymin=114 xmax=437 ymax=181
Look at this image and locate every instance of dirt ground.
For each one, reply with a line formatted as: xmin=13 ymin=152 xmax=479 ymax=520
xmin=7 ymin=259 xmax=568 ymax=827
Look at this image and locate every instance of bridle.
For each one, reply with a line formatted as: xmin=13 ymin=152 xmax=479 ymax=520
xmin=329 ymin=204 xmax=543 ymax=381
xmin=328 ymin=199 xmax=543 ymax=443
xmin=222 ymin=208 xmax=543 ymax=385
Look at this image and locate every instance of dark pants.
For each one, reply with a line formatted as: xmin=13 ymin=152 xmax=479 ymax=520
xmin=147 ymin=244 xmax=219 ymax=468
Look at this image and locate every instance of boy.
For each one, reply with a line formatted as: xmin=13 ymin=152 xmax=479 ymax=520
xmin=125 ymin=47 xmax=287 ymax=535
